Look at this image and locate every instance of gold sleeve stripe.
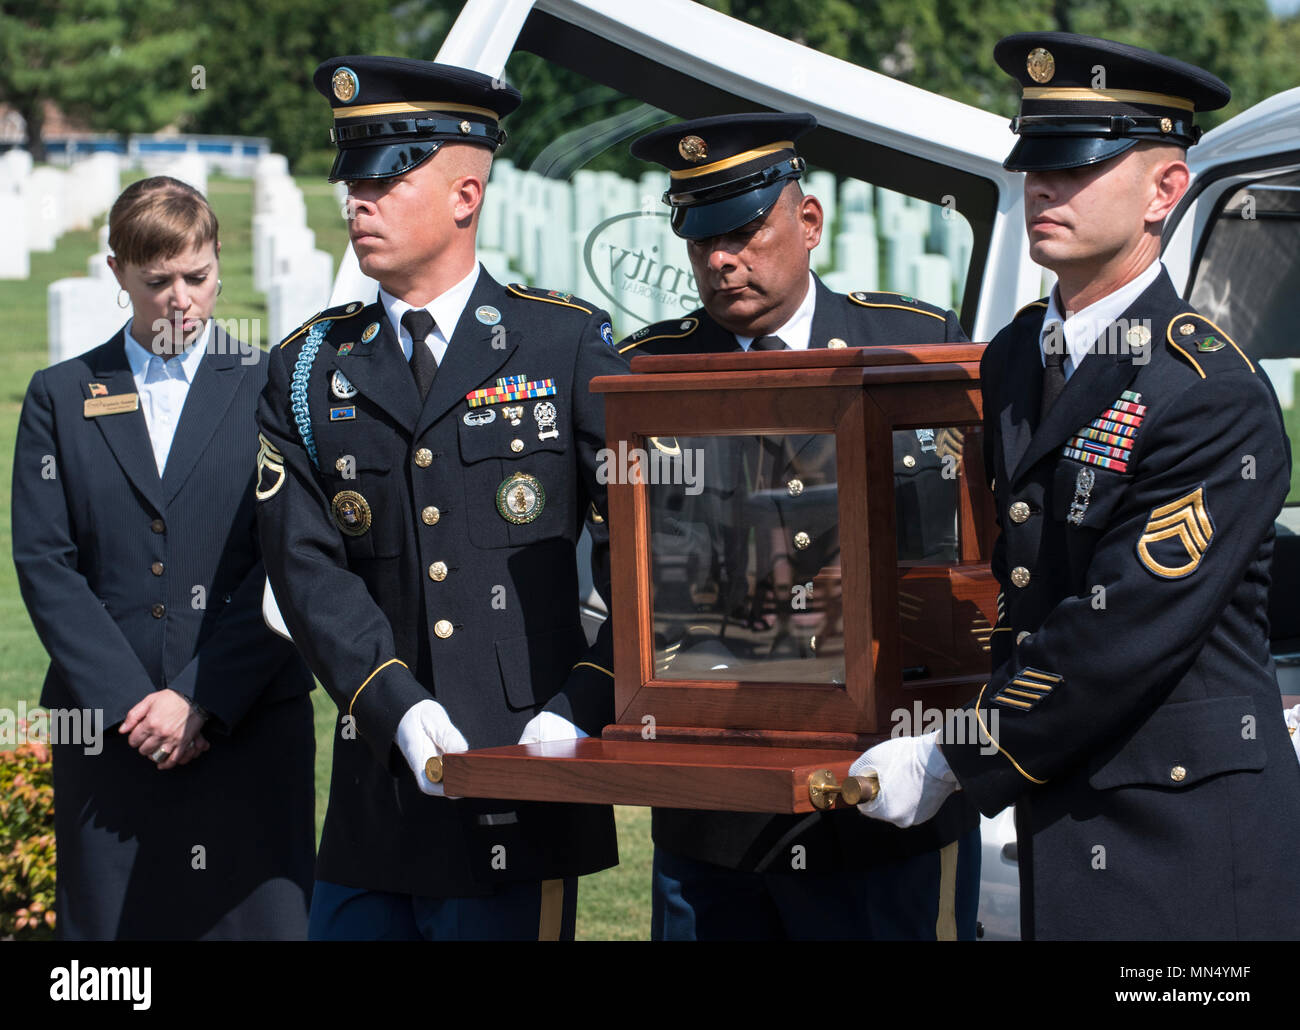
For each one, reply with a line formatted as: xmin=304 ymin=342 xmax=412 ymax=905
xmin=348 ymin=658 xmax=409 ymax=716
xmin=571 ymin=660 xmax=614 ymax=679
xmin=975 ymin=683 xmax=1048 ymax=783
xmin=992 ymin=694 xmax=1034 ymax=709
xmin=1017 ymin=669 xmax=1061 ymax=684
xmin=1002 ymin=688 xmax=1044 ymax=701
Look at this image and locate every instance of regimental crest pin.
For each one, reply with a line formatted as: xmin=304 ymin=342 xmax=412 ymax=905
xmin=332 ymin=489 xmax=372 ymax=536
xmin=331 ymin=369 xmax=358 ymax=399
xmin=496 ymin=472 xmax=545 ymax=525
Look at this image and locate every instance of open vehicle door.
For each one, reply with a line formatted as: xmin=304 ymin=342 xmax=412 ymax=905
xmin=1163 ymin=87 xmax=1300 ymax=707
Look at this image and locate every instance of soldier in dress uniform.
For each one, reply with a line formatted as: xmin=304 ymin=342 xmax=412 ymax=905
xmin=255 ymin=56 xmax=629 ymax=940
xmin=608 ymin=113 xmax=981 ymax=940
xmin=852 ymin=33 xmax=1300 ymax=940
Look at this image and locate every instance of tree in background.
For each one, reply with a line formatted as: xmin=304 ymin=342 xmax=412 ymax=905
xmin=188 ymin=0 xmax=406 ymax=172
xmin=4 ymin=0 xmax=1296 ymax=168
xmin=705 ymin=0 xmax=1299 ymax=127
xmin=0 ymin=0 xmax=200 ymax=162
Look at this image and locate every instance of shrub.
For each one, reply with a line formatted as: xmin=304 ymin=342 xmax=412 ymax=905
xmin=0 ymin=726 xmax=57 ymax=940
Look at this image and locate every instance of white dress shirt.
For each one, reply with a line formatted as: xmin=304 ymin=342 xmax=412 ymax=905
xmin=380 ymin=262 xmax=481 ymax=365
xmin=734 ymin=271 xmax=816 ymax=351
xmin=124 ymin=318 xmax=211 ymax=476
xmin=1039 ymin=259 xmax=1162 ymax=380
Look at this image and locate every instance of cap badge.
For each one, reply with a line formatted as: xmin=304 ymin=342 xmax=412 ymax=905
xmin=1160 ymin=117 xmax=1173 ymax=133
xmin=459 ymin=120 xmax=472 ymax=135
xmin=332 ymin=67 xmax=359 ymax=104
xmin=1026 ymin=48 xmax=1055 ymax=84
xmin=678 ymin=135 xmax=708 ymax=163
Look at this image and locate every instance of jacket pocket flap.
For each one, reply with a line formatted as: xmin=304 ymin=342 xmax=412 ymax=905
xmin=495 ymin=627 xmax=588 ymax=711
xmin=459 ymin=410 xmax=566 ymax=465
xmin=1088 ymin=696 xmax=1264 ymax=790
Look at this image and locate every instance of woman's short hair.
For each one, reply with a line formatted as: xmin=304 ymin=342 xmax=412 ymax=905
xmin=108 ymin=176 xmax=219 ymax=267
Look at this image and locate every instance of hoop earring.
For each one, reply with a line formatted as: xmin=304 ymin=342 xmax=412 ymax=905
xmin=117 ymin=289 xmax=130 ymax=309
xmin=216 ymin=278 xmax=223 ymax=297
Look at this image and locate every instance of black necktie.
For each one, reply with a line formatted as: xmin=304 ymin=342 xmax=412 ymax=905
xmin=401 ymin=309 xmax=437 ymax=400
xmin=751 ymin=335 xmax=789 ymax=351
xmin=1041 ymin=324 xmax=1066 ymax=418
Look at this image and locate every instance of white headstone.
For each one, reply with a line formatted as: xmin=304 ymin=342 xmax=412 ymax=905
xmin=910 ymin=254 xmax=953 ymax=310
xmin=3 ymin=149 xmax=33 ymax=180
xmin=0 ymin=188 xmax=30 ymax=279
xmin=268 ymin=249 xmax=334 ymax=345
xmin=160 ymin=153 xmax=207 ymax=198
xmin=48 ymin=276 xmax=126 ymax=364
xmin=25 ymin=167 xmax=65 ymax=252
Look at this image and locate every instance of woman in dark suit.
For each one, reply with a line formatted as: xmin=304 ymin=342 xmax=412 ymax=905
xmin=11 ymin=176 xmax=315 ymax=939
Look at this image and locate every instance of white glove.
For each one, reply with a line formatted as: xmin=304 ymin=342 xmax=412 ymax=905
xmin=850 ymin=731 xmax=958 ymax=828
xmin=517 ymin=711 xmax=589 ymax=746
xmin=396 ymin=699 xmax=469 ymax=797
xmin=1285 ymin=704 xmax=1300 ymax=766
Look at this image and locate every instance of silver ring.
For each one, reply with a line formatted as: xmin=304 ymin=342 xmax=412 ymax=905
xmin=150 ymin=747 xmax=170 ymax=763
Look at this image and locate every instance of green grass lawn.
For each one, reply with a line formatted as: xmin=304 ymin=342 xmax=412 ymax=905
xmin=0 ymin=172 xmax=652 ymax=941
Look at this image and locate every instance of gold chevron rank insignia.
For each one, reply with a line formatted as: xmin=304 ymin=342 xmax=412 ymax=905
xmin=255 ymin=432 xmax=286 ymax=502
xmin=1136 ymin=485 xmax=1214 ymax=579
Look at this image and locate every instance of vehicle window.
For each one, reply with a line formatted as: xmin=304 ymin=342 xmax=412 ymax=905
xmin=1187 ymin=169 xmax=1300 ymax=504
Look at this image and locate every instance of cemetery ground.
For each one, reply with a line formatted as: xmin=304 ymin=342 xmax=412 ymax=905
xmin=0 ymin=172 xmax=652 ymax=942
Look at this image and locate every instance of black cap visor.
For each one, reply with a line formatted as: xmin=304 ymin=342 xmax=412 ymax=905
xmin=672 ymin=179 xmax=789 ymax=240
xmin=1003 ymin=134 xmax=1139 ymax=172
xmin=328 ymin=139 xmax=444 ymax=183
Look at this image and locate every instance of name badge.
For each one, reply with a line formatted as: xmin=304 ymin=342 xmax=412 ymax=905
xmin=84 ymin=393 xmax=140 ymax=418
